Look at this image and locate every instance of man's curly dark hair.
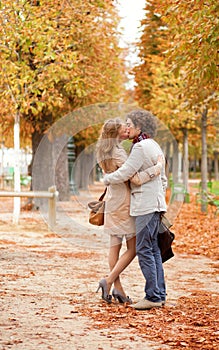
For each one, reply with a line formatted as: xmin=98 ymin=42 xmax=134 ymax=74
xmin=126 ymin=109 xmax=157 ymax=138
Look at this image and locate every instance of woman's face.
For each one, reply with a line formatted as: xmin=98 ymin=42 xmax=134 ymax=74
xmin=117 ymin=123 xmax=128 ymax=140
xmin=126 ymin=118 xmax=141 ymax=139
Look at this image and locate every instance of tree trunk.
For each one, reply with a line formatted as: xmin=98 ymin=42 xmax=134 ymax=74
xmin=55 ymin=144 xmax=69 ymax=201
xmin=172 ymin=140 xmax=179 ymax=184
xmin=193 ymin=154 xmax=197 ymax=178
xmin=31 ymin=130 xmax=70 ymax=201
xmin=13 ymin=112 xmax=21 ymax=224
xmin=30 ymin=130 xmax=52 ymax=209
xmin=182 ymin=128 xmax=189 ymax=192
xmin=214 ymin=151 xmax=219 ymax=180
xmin=75 ymin=147 xmax=95 ymax=190
xmin=29 ymin=129 xmax=44 ymax=190
xmin=201 ymin=108 xmax=208 ymax=213
xmin=164 ymin=141 xmax=171 ymax=181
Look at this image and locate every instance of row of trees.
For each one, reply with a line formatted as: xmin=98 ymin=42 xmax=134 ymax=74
xmin=0 ymin=0 xmax=127 ymax=220
xmin=0 ymin=0 xmax=218 ymax=215
xmin=0 ymin=0 xmax=126 ymax=146
xmin=133 ymin=0 xmax=219 ymax=211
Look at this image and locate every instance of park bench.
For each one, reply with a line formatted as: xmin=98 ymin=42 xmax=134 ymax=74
xmin=211 ymin=180 xmax=219 ymax=196
xmin=195 ymin=190 xmax=219 ymax=216
xmin=198 ymin=180 xmax=219 ymax=195
xmin=0 ymin=186 xmax=58 ymax=228
xmin=1 ymin=174 xmax=32 ymax=188
xmin=169 ymin=182 xmax=190 ymax=204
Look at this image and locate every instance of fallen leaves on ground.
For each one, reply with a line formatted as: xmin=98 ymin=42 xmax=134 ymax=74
xmin=171 ymin=192 xmax=219 ymax=260
xmin=73 ymin=188 xmax=219 ymax=349
xmin=73 ymin=291 xmax=219 ymax=350
xmin=0 ymin=186 xmax=218 ymax=349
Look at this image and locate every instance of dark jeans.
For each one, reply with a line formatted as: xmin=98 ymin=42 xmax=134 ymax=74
xmin=136 ymin=212 xmax=166 ymax=302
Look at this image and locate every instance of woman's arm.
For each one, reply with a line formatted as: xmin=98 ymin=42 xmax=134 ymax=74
xmin=130 ymin=161 xmax=162 ymax=186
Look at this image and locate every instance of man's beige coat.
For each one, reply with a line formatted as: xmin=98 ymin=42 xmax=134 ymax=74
xmin=104 ymin=139 xmax=167 ymax=217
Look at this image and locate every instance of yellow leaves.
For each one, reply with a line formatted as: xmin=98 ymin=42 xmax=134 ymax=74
xmin=0 ymin=0 xmax=126 ymax=144
xmin=74 ymin=124 xmax=102 ymax=149
xmin=134 ymin=2 xmax=218 ymax=152
xmin=159 ymin=0 xmax=219 ymax=93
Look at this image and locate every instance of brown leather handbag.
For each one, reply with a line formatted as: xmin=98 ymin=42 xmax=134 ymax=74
xmin=88 ymin=188 xmax=107 ymax=226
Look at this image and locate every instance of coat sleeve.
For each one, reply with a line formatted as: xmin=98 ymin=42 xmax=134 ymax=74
xmin=104 ymin=144 xmax=144 ymax=184
xmin=130 ymin=161 xmax=162 ymax=186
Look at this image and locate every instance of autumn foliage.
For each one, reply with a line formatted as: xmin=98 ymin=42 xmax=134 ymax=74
xmin=134 ymin=0 xmax=218 ymax=158
xmin=0 ymin=0 xmax=126 ymax=146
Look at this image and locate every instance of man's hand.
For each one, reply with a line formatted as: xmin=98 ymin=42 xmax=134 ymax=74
xmin=157 ymin=154 xmax=164 ymax=165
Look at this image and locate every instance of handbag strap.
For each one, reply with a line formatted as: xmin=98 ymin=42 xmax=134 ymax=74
xmin=99 ymin=187 xmax=107 ymax=201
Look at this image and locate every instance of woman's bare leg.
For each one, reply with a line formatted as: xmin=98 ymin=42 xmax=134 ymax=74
xmin=105 ymin=235 xmax=136 ymax=295
xmin=108 ymin=236 xmax=123 ymax=292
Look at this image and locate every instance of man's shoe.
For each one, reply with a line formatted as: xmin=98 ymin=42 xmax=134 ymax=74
xmin=131 ymin=298 xmax=162 ymax=310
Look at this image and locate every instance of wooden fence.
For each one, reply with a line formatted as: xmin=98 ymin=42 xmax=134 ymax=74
xmin=0 ymin=186 xmax=58 ymax=228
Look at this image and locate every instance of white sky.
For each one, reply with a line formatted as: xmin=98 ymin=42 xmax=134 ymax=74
xmin=117 ymin=0 xmax=146 ymax=86
xmin=117 ymin=0 xmax=145 ymax=47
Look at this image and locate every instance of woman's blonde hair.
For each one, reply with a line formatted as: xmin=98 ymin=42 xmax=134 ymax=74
xmin=96 ymin=118 xmax=124 ymax=173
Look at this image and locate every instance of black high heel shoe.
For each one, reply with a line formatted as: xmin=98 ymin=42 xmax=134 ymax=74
xmin=112 ymin=288 xmax=132 ymax=304
xmin=96 ymin=278 xmax=112 ymax=304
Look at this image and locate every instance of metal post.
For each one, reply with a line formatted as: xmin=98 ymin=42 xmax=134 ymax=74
xmin=48 ymin=186 xmax=58 ymax=229
xmin=67 ymin=137 xmax=78 ymax=194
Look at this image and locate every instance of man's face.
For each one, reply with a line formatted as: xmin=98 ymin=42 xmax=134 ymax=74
xmin=126 ymin=118 xmax=141 ymax=139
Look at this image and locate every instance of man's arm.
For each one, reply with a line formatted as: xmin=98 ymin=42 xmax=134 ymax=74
xmin=130 ymin=161 xmax=162 ymax=186
xmin=104 ymin=144 xmax=144 ymax=185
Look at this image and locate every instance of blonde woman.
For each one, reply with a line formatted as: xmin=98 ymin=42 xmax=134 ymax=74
xmin=96 ymin=118 xmax=163 ymax=303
